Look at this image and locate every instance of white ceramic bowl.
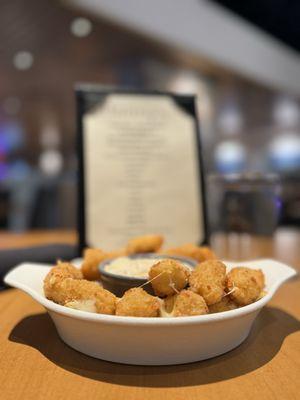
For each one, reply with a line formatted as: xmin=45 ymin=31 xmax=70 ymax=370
xmin=4 ymin=259 xmax=296 ymax=366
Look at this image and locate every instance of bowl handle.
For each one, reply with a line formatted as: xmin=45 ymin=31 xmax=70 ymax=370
xmin=264 ymin=259 xmax=298 ymax=294
xmin=4 ymin=263 xmax=51 ymax=295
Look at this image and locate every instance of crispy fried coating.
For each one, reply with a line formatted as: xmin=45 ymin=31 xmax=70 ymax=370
xmin=43 ymin=261 xmax=83 ymax=300
xmin=164 ymin=290 xmax=208 ymax=317
xmin=226 ymin=267 xmax=265 ymax=306
xmin=44 ymin=264 xmax=116 ymax=314
xmin=81 ymin=247 xmax=126 ymax=281
xmin=208 ymin=296 xmax=237 ymax=314
xmin=116 ymin=287 xmax=161 ymax=317
xmin=107 ymin=249 xmax=127 ymax=258
xmin=127 ymin=234 xmax=164 ymax=254
xmin=189 ymin=260 xmax=226 ymax=305
xmin=149 ymin=259 xmax=190 ymax=297
xmin=81 ymin=248 xmax=105 ymax=281
xmin=255 ymin=271 xmax=265 ymax=290
xmin=94 ymin=286 xmax=117 ymax=314
xmin=53 ymin=261 xmax=83 ymax=279
xmin=164 ymin=244 xmax=216 ymax=263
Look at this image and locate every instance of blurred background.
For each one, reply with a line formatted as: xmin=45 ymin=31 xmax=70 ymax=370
xmin=0 ymin=0 xmax=299 ymax=237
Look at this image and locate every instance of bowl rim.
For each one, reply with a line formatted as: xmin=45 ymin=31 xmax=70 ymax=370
xmin=4 ymin=258 xmax=297 ymax=326
xmin=99 ymin=253 xmax=197 ymax=282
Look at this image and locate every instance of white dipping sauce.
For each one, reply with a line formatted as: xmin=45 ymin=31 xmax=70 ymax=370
xmin=104 ymin=256 xmax=191 ymax=279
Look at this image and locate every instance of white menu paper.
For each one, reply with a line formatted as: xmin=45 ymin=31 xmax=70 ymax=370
xmin=83 ymin=94 xmax=204 ymax=250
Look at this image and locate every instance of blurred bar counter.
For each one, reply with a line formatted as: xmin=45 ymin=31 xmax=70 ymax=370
xmin=211 ymin=228 xmax=300 ymax=270
xmin=0 ymin=230 xmax=77 ymax=250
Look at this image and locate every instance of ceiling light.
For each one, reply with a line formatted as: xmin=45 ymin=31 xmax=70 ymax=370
xmin=215 ymin=141 xmax=246 ymax=173
xmin=39 ymin=150 xmax=63 ymax=176
xmin=269 ymin=134 xmax=300 ymax=171
xmin=70 ymin=17 xmax=92 ymax=37
xmin=13 ymin=51 xmax=34 ymax=70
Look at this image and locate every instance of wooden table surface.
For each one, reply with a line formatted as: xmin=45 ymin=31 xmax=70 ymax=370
xmin=0 ymin=229 xmax=300 ymax=400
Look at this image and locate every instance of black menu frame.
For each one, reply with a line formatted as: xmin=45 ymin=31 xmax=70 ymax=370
xmin=76 ymin=84 xmax=209 ymax=253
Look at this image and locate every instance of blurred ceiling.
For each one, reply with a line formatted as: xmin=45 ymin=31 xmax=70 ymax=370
xmin=68 ymin=0 xmax=300 ymax=95
xmin=213 ymin=0 xmax=300 ymax=53
xmin=0 ymin=0 xmax=171 ymax=160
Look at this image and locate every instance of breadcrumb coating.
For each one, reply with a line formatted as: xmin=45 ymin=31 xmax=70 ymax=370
xmin=208 ymin=296 xmax=237 ymax=314
xmin=43 ymin=262 xmax=82 ymax=300
xmin=53 ymin=261 xmax=83 ymax=279
xmin=149 ymin=259 xmax=190 ymax=297
xmin=44 ymin=263 xmax=116 ymax=314
xmin=164 ymin=290 xmax=209 ymax=317
xmin=81 ymin=248 xmax=105 ymax=281
xmin=164 ymin=244 xmax=216 ymax=263
xmin=116 ymin=287 xmax=161 ymax=317
xmin=127 ymin=234 xmax=164 ymax=254
xmin=189 ymin=260 xmax=227 ymax=305
xmin=226 ymin=267 xmax=265 ymax=306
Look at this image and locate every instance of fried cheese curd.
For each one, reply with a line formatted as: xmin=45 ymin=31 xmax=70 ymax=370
xmin=115 ymin=287 xmax=161 ymax=317
xmin=81 ymin=247 xmax=126 ymax=281
xmin=189 ymin=260 xmax=227 ymax=305
xmin=161 ymin=290 xmax=208 ymax=317
xmin=44 ymin=261 xmax=83 ymax=301
xmin=164 ymin=244 xmax=216 ymax=263
xmin=149 ymin=259 xmax=190 ymax=297
xmin=44 ymin=262 xmax=116 ymax=314
xmin=226 ymin=267 xmax=265 ymax=306
xmin=126 ymin=234 xmax=164 ymax=254
xmin=208 ymin=296 xmax=237 ymax=314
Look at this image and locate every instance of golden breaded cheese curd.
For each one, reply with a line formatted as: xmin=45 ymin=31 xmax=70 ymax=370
xmin=116 ymin=288 xmax=161 ymax=317
xmin=189 ymin=260 xmax=226 ymax=305
xmin=149 ymin=259 xmax=190 ymax=297
xmin=226 ymin=267 xmax=264 ymax=306
xmin=127 ymin=234 xmax=164 ymax=254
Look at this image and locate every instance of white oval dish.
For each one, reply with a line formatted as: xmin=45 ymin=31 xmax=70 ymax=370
xmin=4 ymin=259 xmax=296 ymax=365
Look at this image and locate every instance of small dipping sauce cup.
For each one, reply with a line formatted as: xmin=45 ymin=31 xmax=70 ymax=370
xmin=99 ymin=254 xmax=197 ymax=296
